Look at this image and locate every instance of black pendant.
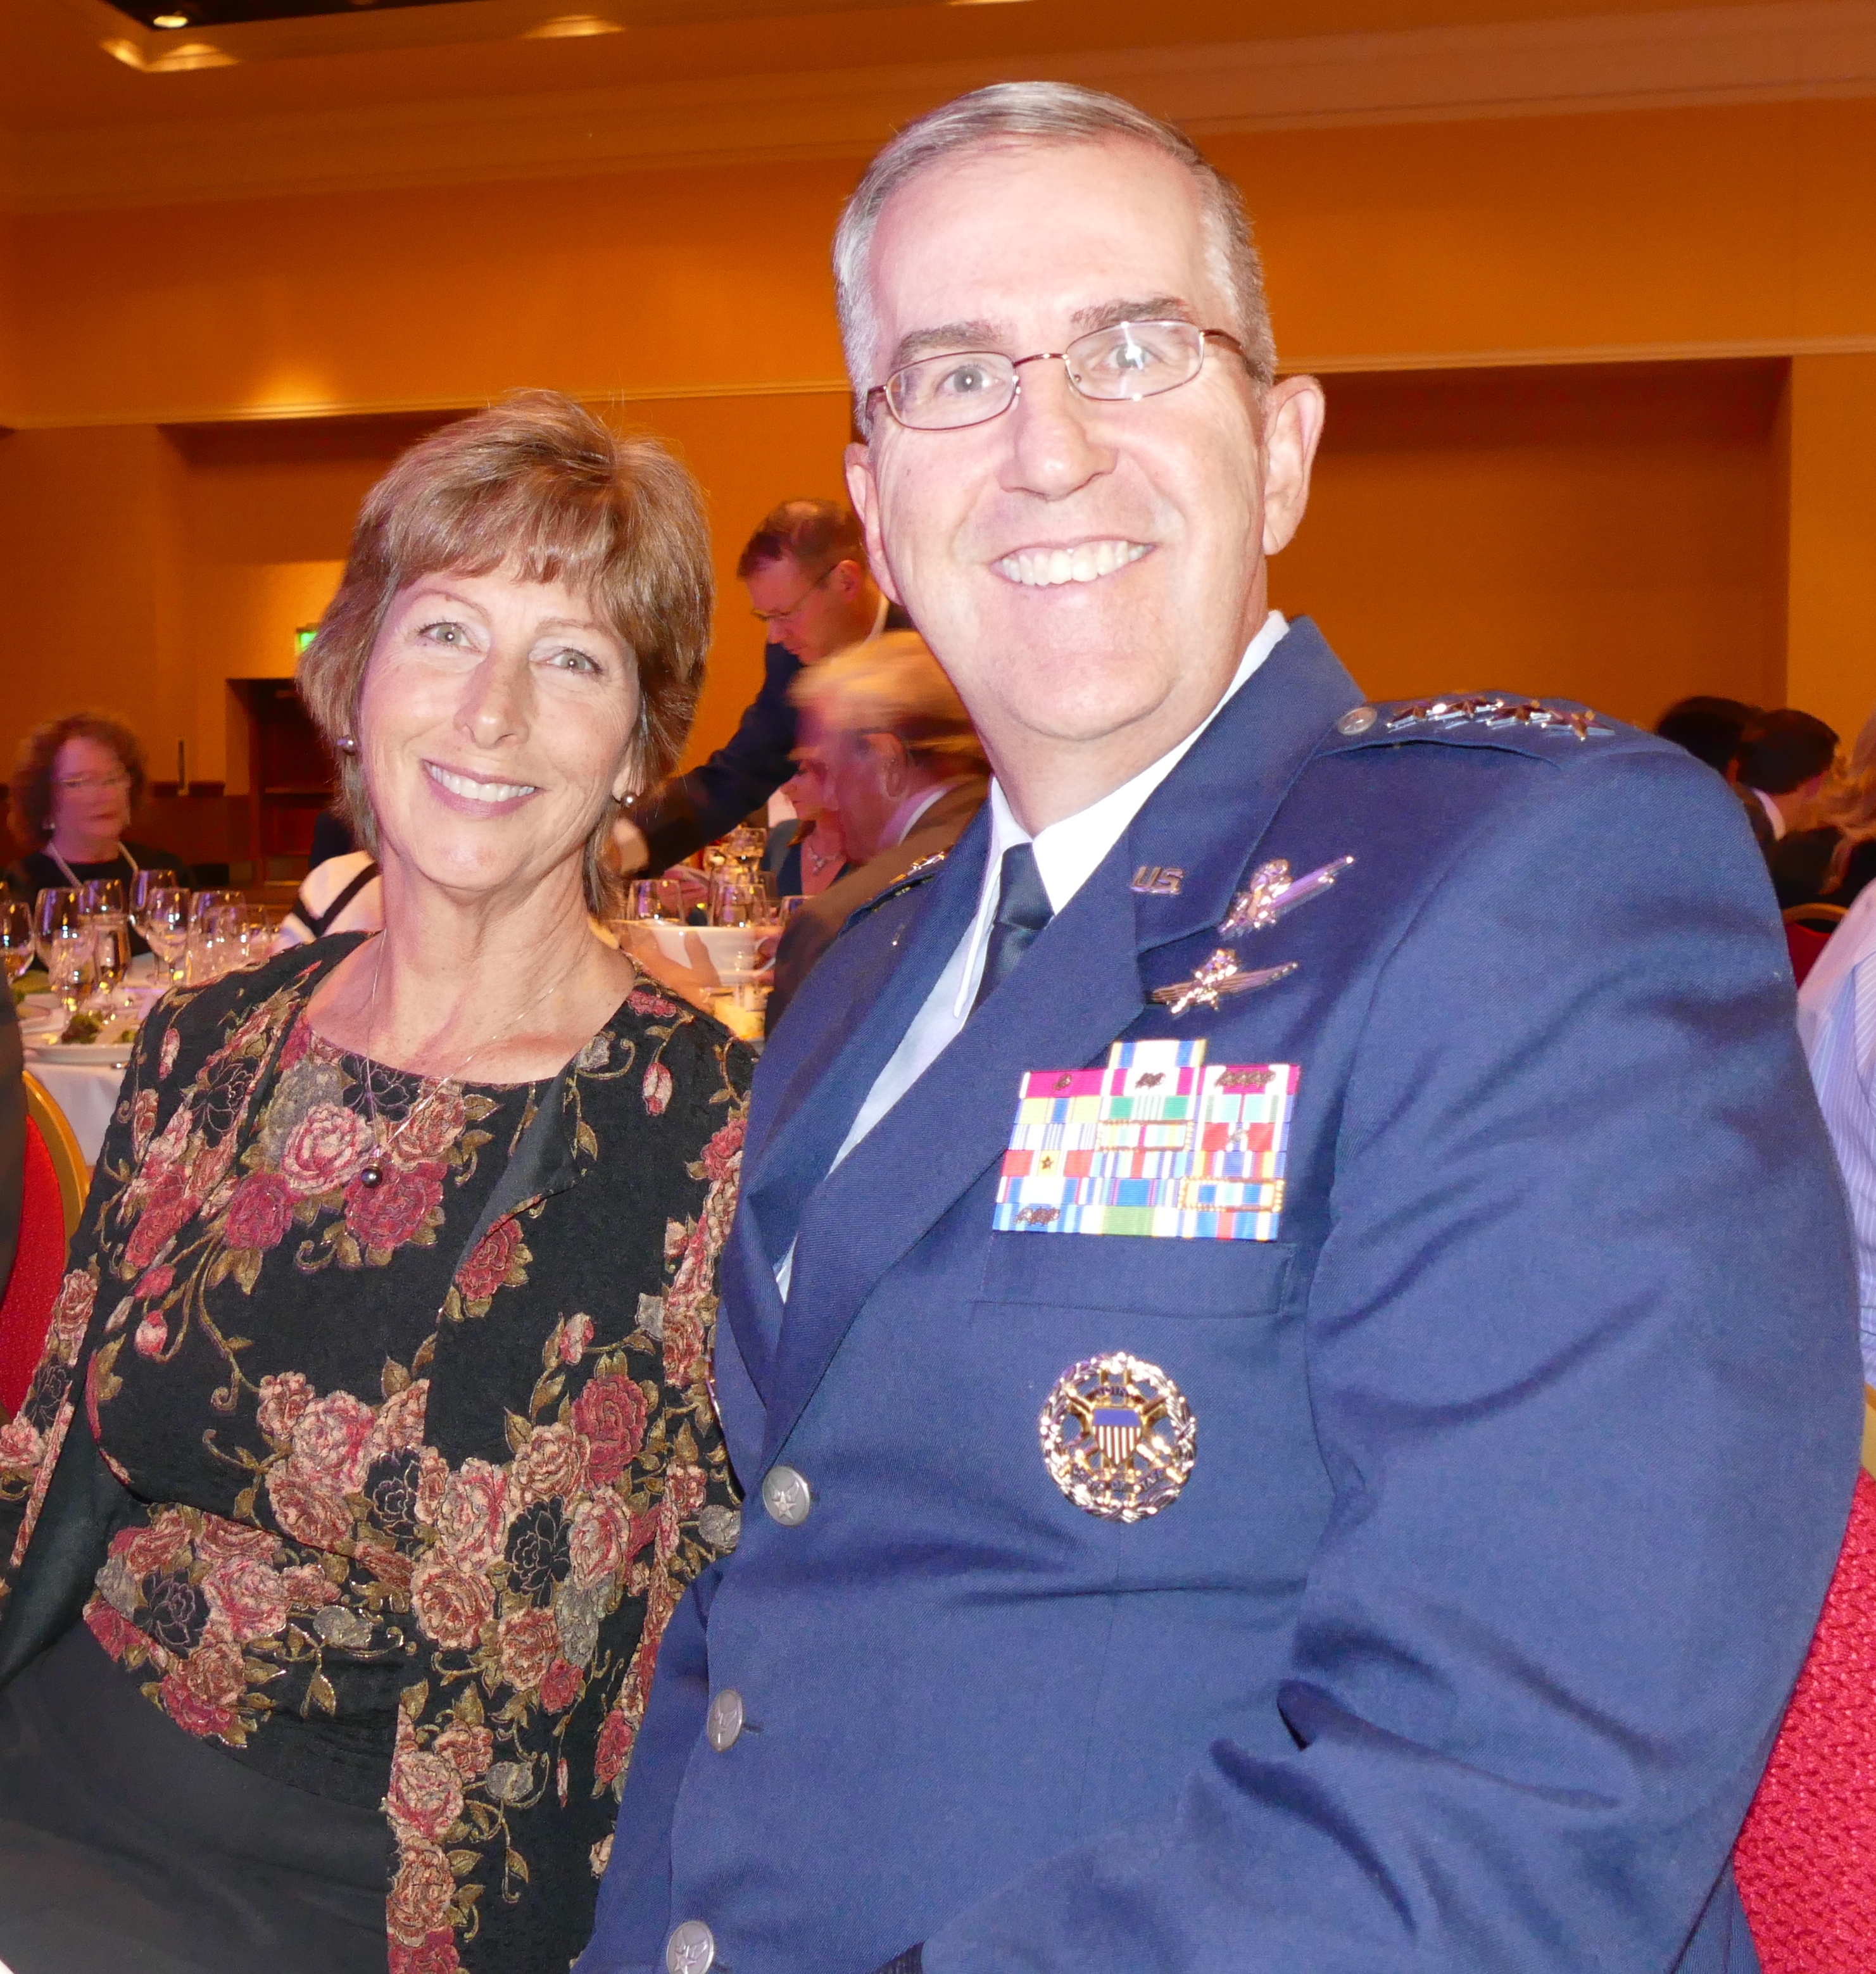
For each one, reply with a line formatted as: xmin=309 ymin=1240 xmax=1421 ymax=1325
xmin=358 ymin=1163 xmax=384 ymax=1189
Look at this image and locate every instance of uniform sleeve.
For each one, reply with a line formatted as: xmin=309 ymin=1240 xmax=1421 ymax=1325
xmin=637 ymin=645 xmax=803 ymax=872
xmin=922 ymin=747 xmax=1862 ymax=1974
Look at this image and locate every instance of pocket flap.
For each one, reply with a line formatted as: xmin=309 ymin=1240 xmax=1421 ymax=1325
xmin=979 ymin=1232 xmax=1294 ymax=1318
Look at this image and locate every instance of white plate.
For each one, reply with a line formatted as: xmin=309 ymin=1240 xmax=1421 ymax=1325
xmin=640 ymin=924 xmax=776 ymax=972
xmin=25 ymin=1041 xmax=137 ymax=1065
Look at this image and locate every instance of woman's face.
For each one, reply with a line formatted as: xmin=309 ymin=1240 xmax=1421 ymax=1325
xmin=357 ymin=567 xmax=639 ymax=908
xmin=50 ymin=734 xmax=133 ymax=847
xmin=783 ymin=760 xmax=835 ymax=822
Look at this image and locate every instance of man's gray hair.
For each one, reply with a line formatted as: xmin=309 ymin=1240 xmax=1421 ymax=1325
xmin=833 ymin=82 xmax=1277 ymax=431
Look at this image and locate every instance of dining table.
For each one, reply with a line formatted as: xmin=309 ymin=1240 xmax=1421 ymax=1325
xmin=18 ymin=962 xmax=166 ymax=1166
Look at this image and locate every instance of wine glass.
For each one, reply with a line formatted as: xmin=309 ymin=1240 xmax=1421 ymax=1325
xmin=137 ymin=885 xmax=189 ymax=986
xmin=190 ymin=887 xmax=241 ymax=931
xmin=90 ymin=915 xmax=130 ymax=1009
xmin=708 ymin=873 xmax=760 ymax=927
xmin=32 ymin=888 xmax=83 ymax=970
xmin=0 ymin=902 xmax=33 ymax=986
xmin=46 ymin=924 xmax=96 ymax=1017
xmin=626 ymin=877 xmax=684 ymax=922
xmin=81 ymin=877 xmax=125 ymax=919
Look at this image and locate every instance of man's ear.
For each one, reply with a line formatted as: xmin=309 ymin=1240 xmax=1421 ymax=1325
xmin=1261 ymin=375 xmax=1328 ymax=558
xmin=845 ymin=441 xmax=904 ymax=607
xmin=866 ymin=730 xmax=910 ymax=798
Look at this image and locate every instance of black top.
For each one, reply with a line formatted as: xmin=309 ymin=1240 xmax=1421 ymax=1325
xmin=307 ymin=812 xmax=355 ymax=873
xmin=1769 ymin=827 xmax=1876 ymax=912
xmin=5 ymin=843 xmax=191 ymax=957
xmin=0 ymin=938 xmax=752 ymax=1972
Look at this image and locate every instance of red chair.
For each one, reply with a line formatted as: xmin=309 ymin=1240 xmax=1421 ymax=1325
xmin=0 ymin=1112 xmax=72 ymax=1417
xmin=1734 ymin=1460 xmax=1876 ymax=1970
xmin=1787 ymin=922 xmax=1831 ymax=986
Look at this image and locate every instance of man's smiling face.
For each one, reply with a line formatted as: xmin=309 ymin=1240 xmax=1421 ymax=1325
xmin=845 ymin=137 xmax=1321 ymax=824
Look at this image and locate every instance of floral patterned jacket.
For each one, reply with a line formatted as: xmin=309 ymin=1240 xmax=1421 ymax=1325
xmin=0 ymin=937 xmax=751 ymax=1972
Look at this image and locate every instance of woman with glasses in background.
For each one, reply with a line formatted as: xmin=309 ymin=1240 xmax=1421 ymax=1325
xmin=6 ymin=715 xmax=191 ymax=952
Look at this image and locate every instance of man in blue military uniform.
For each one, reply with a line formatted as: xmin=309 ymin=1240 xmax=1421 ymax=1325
xmin=582 ymin=82 xmax=1861 ymax=1974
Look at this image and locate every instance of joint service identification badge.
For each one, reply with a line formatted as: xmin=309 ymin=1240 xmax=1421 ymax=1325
xmin=1040 ymin=1352 xmax=1197 ymax=1522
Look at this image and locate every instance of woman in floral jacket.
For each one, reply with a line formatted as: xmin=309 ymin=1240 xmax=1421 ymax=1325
xmin=0 ymin=394 xmax=750 ymax=1974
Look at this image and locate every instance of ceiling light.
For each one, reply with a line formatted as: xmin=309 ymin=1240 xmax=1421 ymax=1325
xmin=152 ymin=9 xmax=188 ymax=22
xmin=524 ymin=12 xmax=622 ymax=32
xmin=102 ymin=34 xmax=236 ymax=69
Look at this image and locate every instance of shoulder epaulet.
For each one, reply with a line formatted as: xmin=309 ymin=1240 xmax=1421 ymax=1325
xmin=1325 ymin=692 xmax=1622 ymax=751
xmin=838 ymin=850 xmax=950 ymax=937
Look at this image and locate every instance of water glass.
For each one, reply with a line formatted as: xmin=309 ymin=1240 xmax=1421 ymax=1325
xmin=626 ymin=877 xmax=684 ymax=922
xmin=47 ymin=924 xmax=96 ymax=1015
xmin=135 ymin=884 xmax=190 ymax=984
xmin=91 ymin=916 xmax=130 ymax=1006
xmin=0 ymin=902 xmax=33 ymax=985
xmin=190 ymin=888 xmax=242 ymax=931
xmin=187 ymin=905 xmax=235 ymax=985
xmin=32 ymin=888 xmax=83 ymax=969
xmin=81 ymin=877 xmax=125 ymax=919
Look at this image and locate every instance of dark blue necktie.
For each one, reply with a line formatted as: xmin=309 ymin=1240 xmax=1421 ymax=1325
xmin=972 ymin=842 xmax=1054 ymax=1013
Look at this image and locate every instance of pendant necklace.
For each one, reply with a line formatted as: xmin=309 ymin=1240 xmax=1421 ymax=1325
xmin=802 ymin=830 xmax=838 ymax=876
xmin=354 ymin=938 xmax=581 ymax=1190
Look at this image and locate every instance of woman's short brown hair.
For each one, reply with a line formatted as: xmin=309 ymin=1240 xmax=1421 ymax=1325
xmin=8 ymin=712 xmax=147 ymax=850
xmin=298 ymin=391 xmax=713 ymax=914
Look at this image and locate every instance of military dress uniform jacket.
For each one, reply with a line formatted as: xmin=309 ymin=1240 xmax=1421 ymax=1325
xmin=582 ymin=619 xmax=1861 ymax=1974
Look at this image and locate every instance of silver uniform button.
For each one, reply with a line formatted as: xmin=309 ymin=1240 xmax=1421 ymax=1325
xmin=762 ymin=1465 xmax=812 ymax=1526
xmin=706 ymin=1688 xmax=745 ymax=1752
xmin=666 ymin=1920 xmax=716 ymax=1974
xmin=1336 ymin=704 xmax=1378 ymax=736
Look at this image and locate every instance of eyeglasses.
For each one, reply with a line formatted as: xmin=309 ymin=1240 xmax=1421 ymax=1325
xmin=750 ymin=563 xmax=839 ymax=627
xmin=54 ymin=772 xmax=132 ymax=793
xmin=868 ymin=319 xmax=1250 ymax=434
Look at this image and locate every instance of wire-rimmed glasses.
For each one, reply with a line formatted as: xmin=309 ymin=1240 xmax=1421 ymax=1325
xmin=867 ymin=319 xmax=1249 ymax=433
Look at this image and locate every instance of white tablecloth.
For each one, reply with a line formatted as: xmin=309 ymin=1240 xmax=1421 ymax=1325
xmin=28 ymin=1056 xmax=128 ymax=1164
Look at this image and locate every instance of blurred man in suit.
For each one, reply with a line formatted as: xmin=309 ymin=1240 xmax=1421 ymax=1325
xmin=615 ymin=501 xmax=909 ymax=874
xmin=765 ymin=631 xmax=986 ymax=1031
xmin=586 ymin=82 xmax=1858 ymax=1974
xmin=1654 ymin=694 xmax=1758 ymax=776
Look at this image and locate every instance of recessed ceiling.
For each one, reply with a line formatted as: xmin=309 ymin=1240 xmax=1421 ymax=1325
xmin=0 ymin=0 xmax=1852 ymax=139
xmin=104 ymin=0 xmax=465 ymax=30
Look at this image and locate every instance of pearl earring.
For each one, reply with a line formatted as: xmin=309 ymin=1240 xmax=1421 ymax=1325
xmin=336 ymin=735 xmax=358 ymax=755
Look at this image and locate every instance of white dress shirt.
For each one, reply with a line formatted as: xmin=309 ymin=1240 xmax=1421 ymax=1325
xmin=803 ymin=609 xmax=1287 ymax=1186
xmin=1797 ymin=879 xmax=1876 ymax=1385
xmin=1751 ymin=787 xmax=1788 ymax=841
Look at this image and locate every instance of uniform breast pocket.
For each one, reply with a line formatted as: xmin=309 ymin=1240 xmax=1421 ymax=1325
xmin=976 ymin=1232 xmax=1294 ymax=1321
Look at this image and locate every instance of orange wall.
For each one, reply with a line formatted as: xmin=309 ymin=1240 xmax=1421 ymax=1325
xmin=6 ymin=96 xmax=1876 ymax=432
xmin=4 ymin=91 xmax=1876 ymax=824
xmin=1786 ymin=353 xmax=1876 ymax=748
xmin=1270 ymin=360 xmax=1789 ymax=728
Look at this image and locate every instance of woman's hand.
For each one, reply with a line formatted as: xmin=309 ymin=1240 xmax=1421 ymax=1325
xmin=615 ymin=925 xmax=724 ymax=1012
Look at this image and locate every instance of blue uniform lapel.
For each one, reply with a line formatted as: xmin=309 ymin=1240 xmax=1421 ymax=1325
xmin=725 ymin=814 xmax=990 ymax=1397
xmin=755 ymin=619 xmax=1365 ymax=1468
